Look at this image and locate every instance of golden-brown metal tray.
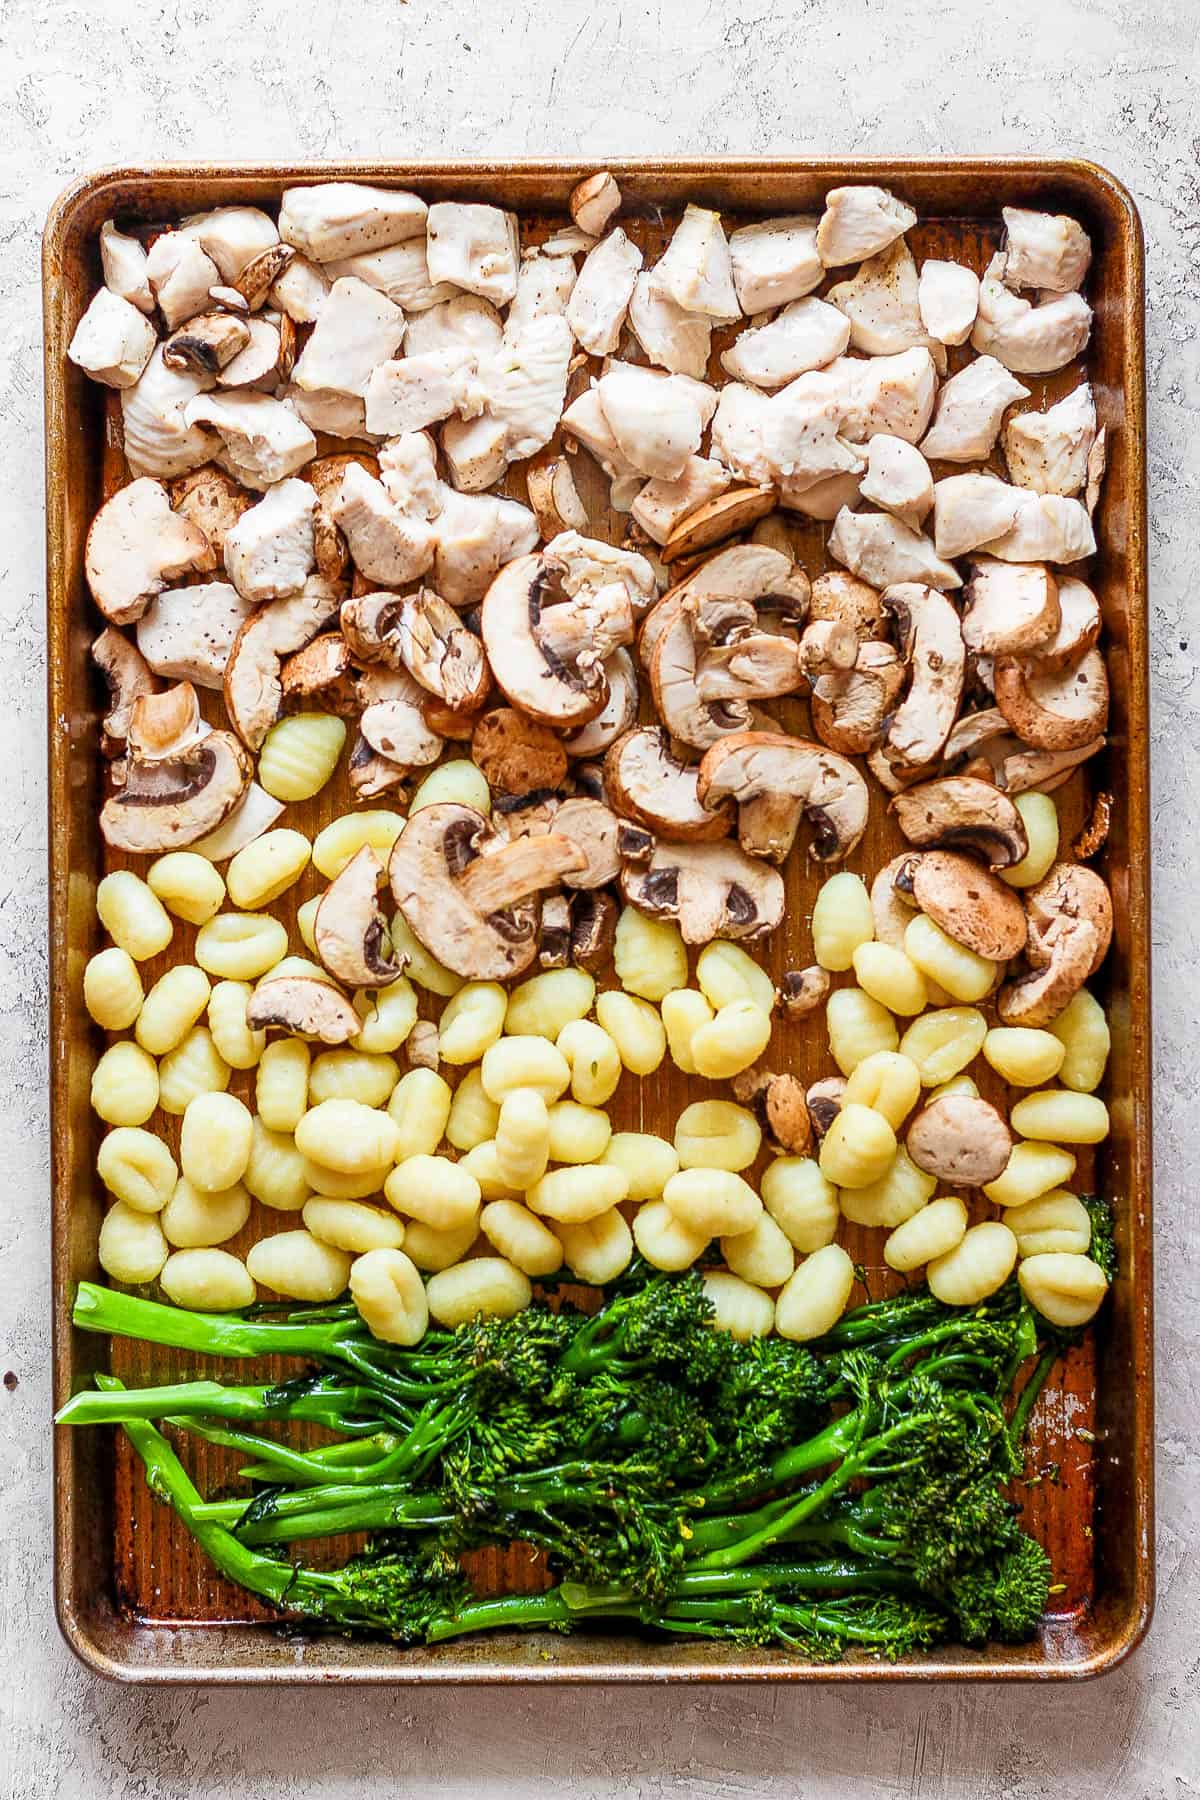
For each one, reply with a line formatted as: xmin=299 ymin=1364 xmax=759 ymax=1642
xmin=45 ymin=159 xmax=1152 ymax=1683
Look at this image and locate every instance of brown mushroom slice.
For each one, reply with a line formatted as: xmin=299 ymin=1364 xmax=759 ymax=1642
xmin=639 ymin=543 xmax=807 ymax=672
xmin=1072 ymin=790 xmax=1113 ymax=861
xmin=539 ymin=894 xmax=573 ymax=968
xmin=163 ymin=312 xmax=252 ymax=376
xmin=314 ymin=846 xmax=403 ymax=989
xmin=396 ymin=588 xmax=491 ymax=711
xmin=807 ymin=569 xmax=883 ymax=643
xmin=280 ymin=632 xmax=360 ymax=715
xmin=806 ymin=1076 xmax=846 ymax=1139
xmin=170 ymin=464 xmax=254 ymax=569
xmin=92 ymin=626 xmax=163 ymax=755
xmin=660 ymin=486 xmax=777 ymax=563
xmin=339 ymin=590 xmax=405 ymax=667
xmin=100 ymin=728 xmax=252 ymax=853
xmin=223 ymin=579 xmax=344 ymax=749
xmin=472 ymin=707 xmax=568 ymax=797
xmin=234 ymin=243 xmax=296 ymax=310
xmin=961 ymin=558 xmax=1061 ymax=657
xmin=85 ymin=478 xmax=212 ymax=626
xmin=998 ymin=737 xmax=1105 ymax=796
xmin=997 ymin=863 xmax=1109 ymax=1028
xmin=732 ymin=1068 xmax=812 ymax=1155
xmin=457 ymin=832 xmax=586 ymax=914
xmin=909 ymin=849 xmax=1028 ymax=961
xmin=525 ymin=458 xmax=588 ymax=539
xmin=811 ymin=640 xmax=905 ymax=755
xmin=127 ymin=680 xmax=205 ymax=759
xmin=779 ymin=965 xmax=830 ymax=1019
xmin=697 ymin=732 xmax=869 ymax=864
xmin=879 ymin=582 xmax=966 ymax=772
xmin=1033 ymin=575 xmax=1102 ymax=672
xmin=1027 ymin=862 xmax=1112 ymax=977
xmin=604 ymin=726 xmax=733 ymax=843
xmin=357 ymin=667 xmax=444 ymax=767
xmin=552 ymin=798 xmax=623 ymax=889
xmin=348 ymin=734 xmax=411 ymax=801
xmin=562 ymin=649 xmax=639 ymax=759
xmin=569 ymin=889 xmax=619 ymax=970
xmin=246 ymin=976 xmax=360 ymax=1045
xmin=480 ymin=553 xmax=625 ymax=729
xmin=649 ymin=596 xmax=800 ymax=751
xmin=994 ymin=645 xmax=1109 ymax=750
xmin=906 ymin=1096 xmax=1013 ymax=1185
xmin=798 ymin=619 xmax=858 ymax=680
xmin=870 ymin=852 xmax=921 ymax=947
xmin=217 ymin=317 xmax=292 ymax=390
xmin=891 ymin=776 xmax=1028 ymax=869
xmin=620 ymin=839 xmax=785 ymax=944
xmin=388 ymin=803 xmax=567 ymax=982
xmin=940 ymin=705 xmax=1009 ymax=768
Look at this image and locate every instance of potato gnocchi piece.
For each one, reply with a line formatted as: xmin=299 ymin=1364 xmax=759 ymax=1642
xmin=402 ymin=1215 xmax=480 ymax=1273
xmin=695 ymin=941 xmax=776 ymax=1014
xmin=761 ymin=1157 xmax=840 ymax=1252
xmin=632 ymin=1198 xmax=710 ymax=1272
xmin=904 ymin=914 xmax=996 ymax=1004
xmin=546 ymin=1099 xmax=611 ymax=1166
xmin=720 ymin=1210 xmax=795 ymax=1289
xmin=255 ymin=1037 xmax=310 ymax=1132
xmin=842 ymin=1050 xmax=921 ymax=1130
xmin=818 ymin=1102 xmax=897 ymax=1189
xmin=1049 ymin=989 xmax=1110 ymax=1093
xmin=351 ymin=979 xmax=417 ymax=1054
xmin=387 ymin=1067 xmax=453 ymax=1159
xmin=194 ymin=912 xmax=289 ymax=980
xmin=884 ymin=1195 xmax=969 ymax=1272
xmin=982 ymin=1027 xmax=1065 ymax=1088
xmin=158 ymin=1026 xmax=231 ymax=1114
xmin=703 ymin=1270 xmax=775 ymax=1341
xmin=480 ymin=1199 xmax=563 ymax=1277
xmin=84 ymin=947 xmax=144 ymax=1032
xmin=302 ymin=1196 xmax=406 ymax=1254
xmin=928 ymin=1221 xmax=1018 ymax=1307
xmin=505 ymin=968 xmax=595 ymax=1039
xmin=295 ymin=1097 xmax=400 ymax=1174
xmin=614 ymin=905 xmax=688 ymax=1001
xmin=1009 ymin=1089 xmax=1109 ymax=1144
xmin=594 ymin=991 xmax=666 ymax=1076
xmin=258 ymin=713 xmax=347 ymax=802
xmin=691 ymin=1000 xmax=772 ymax=1080
xmin=599 ymin=1130 xmax=679 ymax=1202
xmin=775 ymin=1244 xmax=855 ymax=1342
xmin=439 ymin=981 xmax=508 ymax=1064
xmin=826 ymin=987 xmax=899 ymax=1076
xmin=839 ymin=1143 xmax=935 ymax=1229
xmin=663 ymin=1167 xmax=761 ymax=1237
xmin=444 ymin=1067 xmax=500 ymax=1152
xmin=1018 ymin=1251 xmax=1109 ymax=1327
xmin=851 ymin=943 xmax=928 ymax=1017
xmin=308 ymin=1049 xmax=400 ymax=1108
xmin=226 ymin=828 xmax=312 ymax=909
xmin=556 ymin=1208 xmax=634 ymax=1284
xmin=1001 ymin=792 xmax=1059 ymax=890
xmin=98 ymin=1201 xmax=169 ymax=1285
xmin=557 ymin=1019 xmax=622 ymax=1106
xmin=162 ymin=1176 xmax=252 ymax=1246
xmin=384 ymin=1154 xmax=481 ymax=1230
xmin=97 ymin=1127 xmax=178 ymax=1214
xmin=675 ymin=1099 xmax=762 ymax=1173
xmin=161 ymin=1248 xmax=255 ymax=1311
xmin=349 ymin=1246 xmax=428 ymax=1344
xmin=135 ymin=964 xmax=211 ymax=1056
xmin=181 ymin=1091 xmax=254 ymax=1193
xmin=91 ymin=1041 xmax=160 ymax=1127
xmin=984 ymin=1140 xmax=1077 ymax=1208
xmin=481 ymin=1035 xmax=571 ymax=1104
xmin=425 ymin=1258 xmax=533 ymax=1328
xmin=246 ymin=1229 xmax=352 ymax=1302
xmin=527 ymin=1164 xmax=628 ymax=1224
xmin=495 ymin=1089 xmax=551 ymax=1189
xmin=389 ymin=912 xmax=464 ymax=996
xmin=147 ymin=851 xmax=226 ymax=926
xmin=207 ymin=980 xmax=267 ymax=1070
xmin=812 ymin=872 xmax=874 ymax=972
xmin=97 ymin=870 xmax=173 ymax=961
xmin=1005 ymin=1189 xmax=1092 ymax=1258
xmin=898 ymin=1007 xmax=987 ymax=1087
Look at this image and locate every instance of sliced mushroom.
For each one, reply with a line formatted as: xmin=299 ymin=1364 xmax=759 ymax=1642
xmin=539 ymin=893 xmax=573 ymax=968
xmin=246 ymin=976 xmax=361 ymax=1045
xmin=811 ymin=640 xmax=905 ymax=756
xmin=1073 ymin=791 xmax=1113 ymax=861
xmin=526 ymin=457 xmax=589 ymax=541
xmin=480 ymin=553 xmax=633 ymax=729
xmin=280 ymin=632 xmax=360 ymax=715
xmin=552 ymin=798 xmax=623 ymax=888
xmin=891 ymin=776 xmax=1028 ymax=869
xmin=997 ymin=738 xmax=1105 ymax=796
xmin=697 ymin=731 xmax=869 ymax=863
xmin=648 ymin=573 xmax=806 ymax=751
xmin=798 ymin=619 xmax=858 ymax=680
xmin=993 ymin=646 xmax=1109 ymax=750
xmin=162 ymin=312 xmax=251 ymax=376
xmin=348 ymin=735 xmax=411 ymax=801
xmin=389 ymin=802 xmax=582 ymax=982
xmin=998 ymin=863 xmax=1112 ymax=1026
xmin=357 ymin=666 xmax=444 ymax=767
xmin=879 ymin=583 xmax=966 ymax=771
xmin=570 ymin=171 xmax=621 ymax=237
xmin=569 ymin=889 xmax=619 ymax=970
xmin=137 ymin=581 xmax=256 ymax=689
xmin=778 ymin=965 xmax=830 ymax=1020
xmin=169 ymin=465 xmax=253 ymax=568
xmin=314 ymin=846 xmax=402 ymax=989
xmin=906 ymin=1096 xmax=1013 ymax=1186
xmin=217 ymin=316 xmax=293 ymax=389
xmin=806 ymin=1075 xmax=846 ymax=1139
xmin=732 ymin=1069 xmax=811 ymax=1155
xmin=1036 ymin=575 xmax=1102 ymax=672
xmin=85 ymin=478 xmax=211 ymax=626
xmin=908 ymin=849 xmax=1028 ymax=961
xmin=605 ymin=726 xmax=733 ymax=843
xmin=92 ymin=627 xmax=163 ymax=755
xmin=808 ymin=569 xmax=884 ymax=643
xmin=961 ymin=559 xmax=1061 ymax=658
xmin=223 ymin=578 xmax=343 ymax=749
xmin=472 ymin=707 xmax=568 ymax=797
xmin=661 ymin=487 xmax=777 ymax=564
xmin=562 ymin=649 xmax=639 ymax=759
xmin=395 ymin=588 xmax=490 ymax=711
xmin=100 ymin=727 xmax=252 ymax=853
xmin=121 ymin=347 xmax=219 ymax=481
xmin=620 ymin=839 xmax=785 ymax=943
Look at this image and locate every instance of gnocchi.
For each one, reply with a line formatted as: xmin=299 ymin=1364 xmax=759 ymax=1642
xmin=135 ymin=963 xmax=211 ymax=1056
xmin=851 ymin=942 xmax=928 ymax=1017
xmin=703 ymin=1270 xmax=775 ymax=1340
xmin=982 ymin=1027 xmax=1065 ymax=1088
xmin=160 ymin=1248 xmax=255 ymax=1312
xmin=410 ymin=758 xmax=492 ymax=815
xmin=207 ymin=979 xmax=267 ymax=1071
xmin=439 ymin=981 xmax=508 ymax=1065
xmin=388 ymin=1067 xmax=453 ymax=1159
xmin=556 ymin=1019 xmax=622 ymax=1106
xmin=314 ymin=811 xmax=406 ymax=880
xmin=594 ymin=991 xmax=666 ymax=1076
xmin=90 ymin=1041 xmax=159 ymax=1126
xmin=1049 ymin=989 xmax=1111 ymax=1093
xmin=384 ymin=1154 xmax=481 ymax=1229
xmin=302 ymin=1196 xmax=407 ymax=1254
xmin=226 ymin=828 xmax=311 ymax=909
xmin=146 ymin=851 xmax=225 ymax=925
xmin=775 ymin=1244 xmax=855 ymax=1342
xmin=351 ymin=979 xmax=417 ymax=1054
xmin=721 ymin=1210 xmax=795 ymax=1288
xmin=180 ymin=1091 xmax=254 ymax=1193
xmin=927 ymin=1221 xmax=1018 ymax=1306
xmin=505 ymin=968 xmax=595 ymax=1039
xmin=1008 ymin=1090 xmax=1110 ymax=1145
xmin=1018 ymin=1252 xmax=1109 ymax=1327
xmin=527 ymin=1164 xmax=628 ymax=1223
xmin=842 ymin=1051 xmax=921 ymax=1130
xmin=444 ymin=1066 xmax=500 ymax=1151
xmin=97 ymin=1127 xmax=177 ymax=1214
xmin=480 ymin=1035 xmax=571 ymax=1103
xmin=826 ymin=986 xmax=899 ymax=1075
xmin=675 ymin=1099 xmax=761 ymax=1173
xmin=1001 ymin=791 xmax=1059 ymax=890
xmin=838 ymin=1143 xmax=935 ymax=1228
xmin=349 ymin=1246 xmax=429 ymax=1343
xmin=401 ymin=1215 xmax=480 ymax=1273
xmin=661 ymin=987 xmax=714 ymax=1074
xmin=194 ymin=912 xmax=289 ymax=980
xmin=546 ymin=1100 xmax=611 ymax=1165
xmin=295 ymin=1098 xmax=400 ymax=1174
xmin=308 ymin=1049 xmax=399 ymax=1109
xmin=883 ymin=1196 xmax=969 ymax=1273
xmin=425 ymin=1257 xmax=533 ymax=1328
xmin=480 ymin=1199 xmax=563 ymax=1277
xmin=246 ymin=1229 xmax=352 ymax=1302
xmin=158 ymin=1026 xmax=231 ymax=1114
xmin=83 ymin=947 xmax=144 ymax=1031
xmin=662 ymin=1167 xmax=761 ymax=1237
xmin=600 ymin=1131 xmax=679 ymax=1201
xmin=389 ymin=911 xmax=464 ymax=996
xmin=98 ymin=1201 xmax=169 ymax=1284
xmin=811 ymin=871 xmax=874 ymax=972
xmin=1005 ymin=1189 xmax=1093 ymax=1258
xmin=691 ymin=1000 xmax=772 ymax=1080
xmin=761 ymin=1157 xmax=840 ymax=1252
xmin=258 ymin=712 xmax=346 ymax=802
xmin=96 ymin=869 xmax=173 ymax=961
xmin=904 ymin=913 xmax=996 ymax=1003
xmin=162 ymin=1176 xmax=252 ymax=1246
xmin=898 ymin=1006 xmax=988 ymax=1087
xmin=613 ymin=905 xmax=688 ymax=1001
xmin=255 ymin=1037 xmax=310 ymax=1132
xmin=495 ymin=1089 xmax=551 ymax=1189
xmin=818 ymin=1102 xmax=897 ymax=1189
xmin=556 ymin=1208 xmax=634 ymax=1284
xmin=695 ymin=941 xmax=775 ymax=1014
xmin=632 ymin=1198 xmax=710 ymax=1271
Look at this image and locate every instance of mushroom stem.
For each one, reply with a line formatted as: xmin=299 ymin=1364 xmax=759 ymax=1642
xmin=456 ymin=833 xmax=587 ymax=914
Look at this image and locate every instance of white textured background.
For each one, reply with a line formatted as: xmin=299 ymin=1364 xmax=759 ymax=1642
xmin=2 ymin=0 xmax=1197 ymax=1793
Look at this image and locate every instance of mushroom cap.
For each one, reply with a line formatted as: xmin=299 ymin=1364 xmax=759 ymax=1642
xmin=778 ymin=965 xmax=830 ymax=1019
xmin=100 ymin=728 xmax=252 ymax=853
xmin=569 ymin=889 xmax=619 ymax=970
xmin=552 ymin=798 xmax=623 ymax=889
xmin=908 ymin=849 xmax=1028 ymax=961
xmin=397 ymin=588 xmax=491 ymax=711
xmin=808 ymin=569 xmax=883 ymax=642
xmin=870 ymin=852 xmax=920 ymax=947
xmin=1036 ymin=576 xmax=1102 ymax=672
xmin=879 ymin=582 xmax=966 ymax=772
xmin=279 ymin=632 xmax=359 ymax=715
xmin=994 ymin=645 xmax=1109 ymax=750
xmin=806 ymin=1075 xmax=846 ymax=1138
xmin=356 ymin=666 xmax=444 ymax=766
xmin=169 ymin=464 xmax=254 ymax=567
xmin=891 ymin=775 xmax=1028 ymax=870
xmin=1027 ymin=862 xmax=1113 ymax=978
xmin=604 ymin=726 xmax=733 ymax=842
xmin=906 ymin=1095 xmax=1013 ymax=1185
xmin=92 ymin=626 xmax=163 ymax=753
xmin=85 ymin=478 xmax=211 ymax=626
xmin=472 ymin=707 xmax=568 ymax=797
xmin=997 ymin=861 xmax=1112 ymax=1026
xmin=697 ymin=731 xmax=869 ymax=864
xmin=997 ymin=737 xmax=1105 ymax=795
xmin=620 ymin=838 xmax=785 ymax=943
xmin=223 ymin=580 xmax=343 ymax=748
xmin=479 ymin=554 xmax=611 ymax=728
xmin=388 ymin=803 xmax=582 ymax=982
xmin=811 ymin=639 xmax=904 ymax=755
xmin=314 ymin=845 xmax=403 ymax=989
xmin=962 ymin=558 xmax=1061 ymax=657
xmin=246 ymin=976 xmax=361 ymax=1044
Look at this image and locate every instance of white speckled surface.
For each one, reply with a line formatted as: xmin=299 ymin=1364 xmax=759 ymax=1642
xmin=3 ymin=0 xmax=1197 ymax=1791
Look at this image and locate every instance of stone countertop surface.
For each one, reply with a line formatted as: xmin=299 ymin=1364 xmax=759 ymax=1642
xmin=2 ymin=0 xmax=1197 ymax=1793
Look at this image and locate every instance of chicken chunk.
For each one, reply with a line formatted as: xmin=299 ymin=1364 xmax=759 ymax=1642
xmin=561 ymin=385 xmax=641 ymax=483
xmin=364 ymin=348 xmax=477 ymax=436
xmin=595 ymin=363 xmax=716 ymax=481
xmin=507 ymin=253 xmax=578 ymax=333
xmin=728 ymin=215 xmax=823 ymax=313
xmin=269 ymin=255 xmax=332 ymax=323
xmin=816 ymin=186 xmax=916 ymax=267
xmin=980 ymin=493 xmax=1096 ymax=564
xmin=291 ymin=276 xmax=406 ymax=398
xmin=474 ymin=314 xmax=573 ymax=459
xmin=631 ymin=457 xmax=732 ymax=545
xmin=432 ymin=489 xmax=539 ymax=606
xmin=146 ymin=233 xmax=220 ymax=330
xmin=827 ymin=239 xmax=941 ymax=361
xmin=972 ymin=263 xmax=1092 ymax=374
xmin=828 ymin=507 xmax=961 ymax=591
xmin=177 ymin=206 xmax=280 ymax=281
xmin=122 ymin=349 xmax=218 ymax=480
xmin=332 ymin=463 xmax=436 ymax=585
xmin=710 ymin=382 xmax=775 ymax=486
xmin=403 ymin=294 xmax=503 ymax=359
xmin=325 ymin=241 xmax=455 ymax=311
xmin=932 ymin=473 xmax=1024 ymax=559
xmin=628 ymin=273 xmax=713 ymax=379
xmin=441 ymin=414 xmax=509 ymax=491
xmin=761 ymin=368 xmax=864 ymax=491
xmin=653 ymin=205 xmax=741 ymax=321
xmin=425 ymin=202 xmax=520 ymax=305
xmin=844 ymin=348 xmax=939 ymax=446
xmin=721 ymin=296 xmax=850 ymax=389
xmin=68 ymin=288 xmax=157 ymax=389
xmin=137 ymin=581 xmax=256 ymax=687
xmin=919 ymin=354 xmax=1030 ymax=462
xmin=224 ymin=478 xmax=318 ymax=602
xmin=566 ymin=228 xmax=643 ymax=355
xmin=999 ymin=207 xmax=1092 ymax=293
xmin=184 ymin=392 xmax=317 ymax=489
xmin=279 ymin=183 xmax=428 ymax=262
xmin=100 ymin=220 xmax=154 ymax=315
xmin=859 ymin=434 xmax=933 ymax=530
xmin=378 ymin=431 xmax=444 ymax=519
xmin=917 ymin=259 xmax=980 ymax=346
xmin=1002 ymin=384 xmax=1097 ymax=497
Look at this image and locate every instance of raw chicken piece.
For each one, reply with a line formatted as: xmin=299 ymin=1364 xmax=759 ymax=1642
xmin=972 ymin=260 xmax=1092 ymax=374
xmin=932 ymin=473 xmax=1024 ymax=559
xmin=917 ymin=259 xmax=980 ymax=346
xmin=721 ymin=297 xmax=850 ymax=388
xmin=566 ymin=229 xmax=642 ymax=355
xmin=760 ymin=368 xmax=864 ymax=491
xmin=595 ymin=363 xmax=715 ymax=481
xmin=859 ymin=435 xmax=933 ymax=529
xmin=844 ymin=349 xmax=939 ymax=445
xmin=728 ymin=216 xmax=822 ymax=313
xmin=628 ymin=273 xmax=712 ymax=379
xmin=425 ymin=202 xmax=520 ymax=306
xmin=920 ymin=355 xmax=1029 ymax=462
xmin=654 ymin=205 xmax=740 ymax=321
xmin=291 ymin=277 xmax=406 ymax=398
xmin=364 ymin=348 xmax=477 ymax=437
xmin=980 ymin=493 xmax=1096 ymax=564
xmin=827 ymin=240 xmax=941 ymax=360
xmin=1000 ymin=207 xmax=1091 ymax=293
xmin=816 ymin=186 xmax=916 ymax=266
xmin=331 ymin=463 xmax=435 ymax=584
xmin=403 ymin=294 xmax=503 ymax=359
xmin=224 ymin=478 xmax=317 ymax=602
xmin=1002 ymin=384 xmax=1097 ymax=497
xmin=475 ymin=314 xmax=573 ymax=459
xmin=709 ymin=382 xmax=775 ymax=486
xmin=828 ymin=507 xmax=961 ymax=591
xmin=507 ymin=255 xmax=577 ymax=333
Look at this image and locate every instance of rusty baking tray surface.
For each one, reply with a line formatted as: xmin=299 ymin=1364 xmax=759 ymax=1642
xmin=45 ymin=159 xmax=1153 ymax=1683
